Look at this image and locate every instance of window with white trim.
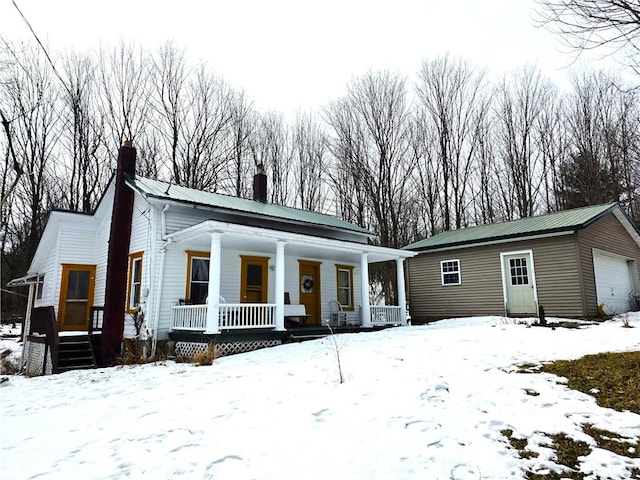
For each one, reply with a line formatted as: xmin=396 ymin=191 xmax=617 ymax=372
xmin=127 ymin=252 xmax=143 ymax=311
xmin=35 ymin=274 xmax=45 ymax=300
xmin=186 ymin=251 xmax=210 ymax=304
xmin=336 ymin=265 xmax=354 ymax=310
xmin=440 ymin=259 xmax=461 ymax=285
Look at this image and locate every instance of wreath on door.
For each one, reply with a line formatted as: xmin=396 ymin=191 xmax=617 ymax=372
xmin=301 ymin=275 xmax=314 ymax=293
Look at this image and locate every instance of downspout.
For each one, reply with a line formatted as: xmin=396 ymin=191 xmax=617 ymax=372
xmin=18 ymin=282 xmax=35 ymax=374
xmin=151 ymin=204 xmax=170 ymax=358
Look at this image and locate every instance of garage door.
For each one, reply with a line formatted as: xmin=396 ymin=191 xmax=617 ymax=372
xmin=593 ymin=253 xmax=633 ymax=314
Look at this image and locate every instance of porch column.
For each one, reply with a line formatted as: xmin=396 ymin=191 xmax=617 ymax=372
xmin=396 ymin=258 xmax=407 ymax=325
xmin=205 ymin=232 xmax=222 ymax=334
xmin=360 ymin=252 xmax=371 ymax=327
xmin=274 ymin=241 xmax=286 ymax=331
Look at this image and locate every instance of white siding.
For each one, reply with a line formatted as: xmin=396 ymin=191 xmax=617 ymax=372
xmin=151 ymin=242 xmax=363 ymax=337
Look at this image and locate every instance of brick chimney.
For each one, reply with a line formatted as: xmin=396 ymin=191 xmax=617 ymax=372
xmin=253 ymin=163 xmax=267 ymax=203
xmin=99 ymin=140 xmax=136 ymax=366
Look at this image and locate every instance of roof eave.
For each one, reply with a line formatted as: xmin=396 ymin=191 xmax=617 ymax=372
xmin=408 ymin=227 xmax=578 ymax=253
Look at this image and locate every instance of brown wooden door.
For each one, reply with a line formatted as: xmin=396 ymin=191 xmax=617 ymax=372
xmin=240 ymin=256 xmax=269 ymax=303
xmin=299 ymin=260 xmax=321 ymax=325
xmin=58 ymin=264 xmax=96 ymax=331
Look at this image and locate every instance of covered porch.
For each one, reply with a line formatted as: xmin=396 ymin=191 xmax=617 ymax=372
xmin=160 ymin=219 xmax=415 ymax=335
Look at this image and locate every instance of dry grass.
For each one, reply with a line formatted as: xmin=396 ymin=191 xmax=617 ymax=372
xmin=505 ymin=350 xmax=640 ymax=479
xmin=190 ymin=344 xmax=220 ymax=366
xmin=541 ymin=351 xmax=640 ymax=414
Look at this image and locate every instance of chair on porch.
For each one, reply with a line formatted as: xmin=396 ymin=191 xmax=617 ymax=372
xmin=328 ymin=300 xmax=347 ymax=327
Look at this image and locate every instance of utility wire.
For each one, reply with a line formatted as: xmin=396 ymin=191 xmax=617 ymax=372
xmin=12 ymin=0 xmax=72 ymax=97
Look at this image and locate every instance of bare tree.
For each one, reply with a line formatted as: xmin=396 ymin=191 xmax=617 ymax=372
xmin=416 ymin=55 xmax=490 ymax=230
xmin=324 ymin=97 xmax=370 ymax=228
xmin=57 ymin=52 xmax=109 ymax=212
xmin=250 ymin=111 xmax=292 ymax=205
xmin=535 ymin=0 xmax=640 ymax=67
xmin=557 ymin=70 xmax=630 ymax=208
xmin=326 ymin=70 xmax=415 ymax=303
xmin=97 ymin=42 xmax=151 ymax=149
xmin=494 ymin=66 xmax=554 ymax=218
xmin=223 ymin=89 xmax=255 ymax=198
xmin=292 ymin=112 xmax=328 ymax=212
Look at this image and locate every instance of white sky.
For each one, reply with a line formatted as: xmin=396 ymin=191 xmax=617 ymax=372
xmin=0 ymin=0 xmax=631 ymax=115
xmin=2 ymin=315 xmax=639 ymax=478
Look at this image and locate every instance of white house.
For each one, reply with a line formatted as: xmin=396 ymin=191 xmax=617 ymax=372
xmin=11 ymin=143 xmax=416 ymax=370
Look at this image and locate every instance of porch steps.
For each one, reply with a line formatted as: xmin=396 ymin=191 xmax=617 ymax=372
xmin=57 ymin=335 xmax=97 ymax=373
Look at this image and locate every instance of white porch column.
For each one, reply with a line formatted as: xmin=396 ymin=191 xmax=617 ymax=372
xmin=205 ymin=232 xmax=222 ymax=334
xmin=396 ymin=258 xmax=407 ymax=325
xmin=360 ymin=252 xmax=371 ymax=327
xmin=274 ymin=241 xmax=286 ymax=331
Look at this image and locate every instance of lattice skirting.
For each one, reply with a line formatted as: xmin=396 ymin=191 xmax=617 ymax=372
xmin=175 ymin=339 xmax=281 ymax=360
xmin=24 ymin=341 xmax=52 ymax=376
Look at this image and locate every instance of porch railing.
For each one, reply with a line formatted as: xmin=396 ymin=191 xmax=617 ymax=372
xmin=171 ymin=305 xmax=207 ymax=331
xmin=170 ymin=303 xmax=276 ymax=331
xmin=219 ymin=304 xmax=276 ymax=329
xmin=370 ymin=306 xmax=403 ymax=326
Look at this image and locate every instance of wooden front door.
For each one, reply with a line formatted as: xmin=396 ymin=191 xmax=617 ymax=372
xmin=58 ymin=264 xmax=96 ymax=331
xmin=240 ymin=256 xmax=269 ymax=303
xmin=299 ymin=260 xmax=321 ymax=325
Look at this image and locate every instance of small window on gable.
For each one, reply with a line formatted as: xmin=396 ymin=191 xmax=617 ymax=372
xmin=127 ymin=252 xmax=144 ymax=312
xmin=441 ymin=259 xmax=461 ymax=286
xmin=336 ymin=265 xmax=354 ymax=311
xmin=35 ymin=274 xmax=45 ymax=300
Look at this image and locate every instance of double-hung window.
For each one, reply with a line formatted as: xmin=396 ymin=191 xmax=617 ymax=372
xmin=186 ymin=251 xmax=210 ymax=304
xmin=440 ymin=259 xmax=461 ymax=286
xmin=336 ymin=265 xmax=354 ymax=310
xmin=127 ymin=252 xmax=144 ymax=311
xmin=35 ymin=274 xmax=45 ymax=300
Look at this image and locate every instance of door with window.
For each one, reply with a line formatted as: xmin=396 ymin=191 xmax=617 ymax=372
xmin=502 ymin=252 xmax=537 ymax=315
xmin=58 ymin=264 xmax=96 ymax=331
xmin=240 ymin=256 xmax=269 ymax=303
xmin=299 ymin=260 xmax=321 ymax=325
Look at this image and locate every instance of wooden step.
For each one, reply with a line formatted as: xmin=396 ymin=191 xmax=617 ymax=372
xmin=56 ymin=335 xmax=97 ymax=373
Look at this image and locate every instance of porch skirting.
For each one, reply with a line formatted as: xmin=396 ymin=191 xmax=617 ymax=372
xmin=24 ymin=340 xmax=53 ymax=376
xmin=174 ymin=339 xmax=282 ymax=359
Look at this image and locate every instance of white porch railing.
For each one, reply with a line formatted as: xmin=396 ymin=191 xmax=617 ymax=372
xmin=370 ymin=306 xmax=403 ymax=326
xmin=219 ymin=303 xmax=276 ymax=329
xmin=170 ymin=303 xmax=276 ymax=331
xmin=170 ymin=305 xmax=207 ymax=331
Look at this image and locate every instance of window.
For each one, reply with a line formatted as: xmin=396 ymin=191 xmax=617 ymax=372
xmin=186 ymin=251 xmax=210 ymax=304
xmin=509 ymin=257 xmax=529 ymax=285
xmin=127 ymin=252 xmax=144 ymax=312
xmin=336 ymin=265 xmax=354 ymax=310
xmin=35 ymin=274 xmax=45 ymax=300
xmin=440 ymin=259 xmax=461 ymax=285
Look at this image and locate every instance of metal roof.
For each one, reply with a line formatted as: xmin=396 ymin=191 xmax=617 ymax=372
xmin=126 ymin=175 xmax=373 ymax=236
xmin=404 ymin=203 xmax=619 ymax=252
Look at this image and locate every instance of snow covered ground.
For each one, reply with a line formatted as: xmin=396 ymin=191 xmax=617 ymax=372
xmin=1 ymin=315 xmax=639 ymax=479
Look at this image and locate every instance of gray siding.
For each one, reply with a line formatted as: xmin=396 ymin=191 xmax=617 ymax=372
xmin=576 ymin=213 xmax=640 ymax=316
xmin=408 ymin=234 xmax=583 ymax=322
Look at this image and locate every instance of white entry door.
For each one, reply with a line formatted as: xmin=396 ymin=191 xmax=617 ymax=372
xmin=593 ymin=253 xmax=633 ymax=315
xmin=502 ymin=252 xmax=537 ymax=315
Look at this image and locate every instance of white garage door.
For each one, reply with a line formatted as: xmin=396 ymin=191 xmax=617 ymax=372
xmin=593 ymin=253 xmax=633 ymax=315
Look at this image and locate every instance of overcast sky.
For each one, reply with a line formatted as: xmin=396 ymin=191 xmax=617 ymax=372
xmin=0 ymin=0 xmax=630 ymax=115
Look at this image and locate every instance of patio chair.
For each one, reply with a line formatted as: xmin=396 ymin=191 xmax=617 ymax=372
xmin=328 ymin=300 xmax=347 ymax=327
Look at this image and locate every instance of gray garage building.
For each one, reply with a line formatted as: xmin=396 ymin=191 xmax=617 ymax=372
xmin=404 ymin=203 xmax=640 ymax=323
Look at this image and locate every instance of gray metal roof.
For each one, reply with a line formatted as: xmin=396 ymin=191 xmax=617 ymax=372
xmin=126 ymin=175 xmax=373 ymax=236
xmin=404 ymin=203 xmax=619 ymax=252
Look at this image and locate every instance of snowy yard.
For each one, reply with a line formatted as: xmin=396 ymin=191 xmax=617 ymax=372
xmin=1 ymin=315 xmax=639 ymax=479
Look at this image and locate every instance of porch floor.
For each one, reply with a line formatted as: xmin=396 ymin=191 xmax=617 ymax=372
xmin=168 ymin=324 xmax=391 ymax=346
